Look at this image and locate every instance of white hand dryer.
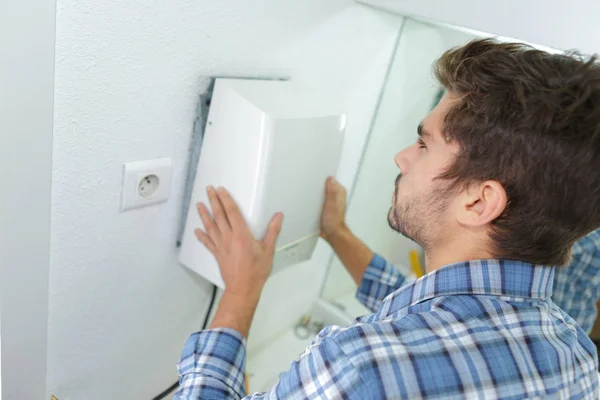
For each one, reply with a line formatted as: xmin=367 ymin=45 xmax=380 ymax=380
xmin=179 ymin=78 xmax=346 ymax=288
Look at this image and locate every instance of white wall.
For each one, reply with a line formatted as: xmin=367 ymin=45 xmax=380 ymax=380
xmin=358 ymin=0 xmax=600 ymax=55
xmin=322 ymin=19 xmax=475 ymax=302
xmin=48 ymin=1 xmax=402 ymax=398
xmin=0 ymin=0 xmax=55 ymax=398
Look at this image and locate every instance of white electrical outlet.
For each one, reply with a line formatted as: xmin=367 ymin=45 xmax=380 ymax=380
xmin=121 ymin=158 xmax=172 ymax=211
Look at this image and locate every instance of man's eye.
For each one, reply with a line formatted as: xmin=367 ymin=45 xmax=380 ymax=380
xmin=417 ymin=138 xmax=427 ymax=149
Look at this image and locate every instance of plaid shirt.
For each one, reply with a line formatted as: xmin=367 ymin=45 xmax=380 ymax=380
xmin=553 ymin=229 xmax=600 ymax=334
xmin=175 ymin=256 xmax=599 ymax=399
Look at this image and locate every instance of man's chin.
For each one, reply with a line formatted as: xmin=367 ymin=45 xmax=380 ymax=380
xmin=388 ymin=208 xmax=416 ymax=242
xmin=387 ymin=208 xmax=402 ymax=233
xmin=387 ymin=207 xmax=396 ymax=229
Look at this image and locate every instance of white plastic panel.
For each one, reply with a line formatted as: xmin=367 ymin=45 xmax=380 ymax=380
xmin=272 ymin=236 xmax=320 ymax=274
xmin=260 ymin=117 xmax=346 ymax=246
xmin=179 ymin=79 xmax=345 ymax=288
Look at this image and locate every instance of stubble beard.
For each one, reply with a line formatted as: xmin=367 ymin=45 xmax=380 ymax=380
xmin=388 ymin=173 xmax=449 ymax=250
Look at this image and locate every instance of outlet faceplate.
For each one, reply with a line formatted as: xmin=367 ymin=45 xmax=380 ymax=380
xmin=121 ymin=158 xmax=172 ymax=211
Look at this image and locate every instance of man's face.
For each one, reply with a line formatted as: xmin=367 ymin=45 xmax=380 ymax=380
xmin=388 ymin=94 xmax=460 ymax=249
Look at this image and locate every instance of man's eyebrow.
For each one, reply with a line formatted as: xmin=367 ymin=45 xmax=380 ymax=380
xmin=417 ymin=123 xmax=431 ymax=138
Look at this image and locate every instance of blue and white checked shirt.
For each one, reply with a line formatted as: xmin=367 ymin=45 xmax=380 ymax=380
xmin=175 ymin=255 xmax=599 ymax=399
xmin=553 ymin=228 xmax=600 ymax=334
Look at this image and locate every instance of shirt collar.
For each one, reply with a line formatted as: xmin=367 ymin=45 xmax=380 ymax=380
xmin=383 ymin=259 xmax=555 ymax=316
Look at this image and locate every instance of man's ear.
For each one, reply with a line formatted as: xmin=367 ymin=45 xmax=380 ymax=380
xmin=457 ymin=180 xmax=507 ymax=227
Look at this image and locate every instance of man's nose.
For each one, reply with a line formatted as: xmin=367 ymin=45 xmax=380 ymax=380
xmin=394 ymin=145 xmax=415 ymax=174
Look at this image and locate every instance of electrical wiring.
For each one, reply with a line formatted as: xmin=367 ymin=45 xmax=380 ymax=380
xmin=150 ymin=284 xmax=218 ymax=400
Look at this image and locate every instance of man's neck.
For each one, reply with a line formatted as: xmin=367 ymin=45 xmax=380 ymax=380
xmin=424 ymin=247 xmax=495 ymax=274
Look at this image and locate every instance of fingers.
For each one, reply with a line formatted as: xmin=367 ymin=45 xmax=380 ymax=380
xmin=216 ymin=187 xmax=247 ymax=231
xmin=199 ymin=187 xmax=281 ymax=252
xmin=326 ymin=176 xmax=342 ymax=195
xmin=194 ymin=229 xmax=217 ymax=253
xmin=197 ymin=202 xmax=220 ymax=240
xmin=263 ymin=213 xmax=284 ymax=252
xmin=325 ymin=176 xmax=341 ymax=197
xmin=207 ymin=186 xmax=231 ymax=236
xmin=324 ymin=177 xmax=346 ymax=210
xmin=326 ymin=176 xmax=335 ymax=193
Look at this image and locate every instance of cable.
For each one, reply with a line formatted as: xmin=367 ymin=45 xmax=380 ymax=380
xmin=201 ymin=284 xmax=219 ymax=330
xmin=151 ymin=382 xmax=179 ymax=400
xmin=151 ymin=284 xmax=219 ymax=400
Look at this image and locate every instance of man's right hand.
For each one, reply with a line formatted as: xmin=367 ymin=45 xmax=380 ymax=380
xmin=320 ymin=177 xmax=349 ymax=242
xmin=319 ymin=176 xmax=375 ymax=286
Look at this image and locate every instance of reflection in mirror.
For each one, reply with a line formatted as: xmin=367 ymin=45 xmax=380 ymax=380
xmin=320 ymin=18 xmax=480 ymax=318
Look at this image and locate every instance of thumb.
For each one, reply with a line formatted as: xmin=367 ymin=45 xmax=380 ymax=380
xmin=263 ymin=212 xmax=284 ymax=251
xmin=326 ymin=176 xmax=336 ymax=193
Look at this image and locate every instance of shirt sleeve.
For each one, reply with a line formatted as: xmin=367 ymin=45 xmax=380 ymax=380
xmin=174 ymin=326 xmax=365 ymax=400
xmin=552 ymin=229 xmax=600 ymax=334
xmin=175 ymin=328 xmax=247 ymax=399
xmin=356 ymin=253 xmax=414 ymax=312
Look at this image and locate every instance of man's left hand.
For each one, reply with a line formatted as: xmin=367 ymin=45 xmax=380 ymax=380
xmin=195 ymin=186 xmax=284 ymax=296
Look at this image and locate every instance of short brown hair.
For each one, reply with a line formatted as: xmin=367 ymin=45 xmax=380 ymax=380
xmin=434 ymin=38 xmax=600 ymax=266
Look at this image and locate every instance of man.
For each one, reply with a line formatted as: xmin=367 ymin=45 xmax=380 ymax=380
xmin=175 ymin=39 xmax=600 ymax=399
xmin=321 ymin=181 xmax=600 ymax=335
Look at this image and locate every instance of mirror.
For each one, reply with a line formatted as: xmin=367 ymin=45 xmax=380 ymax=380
xmin=318 ymin=17 xmax=547 ymax=319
